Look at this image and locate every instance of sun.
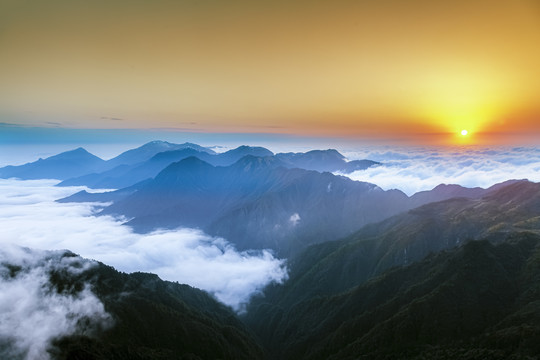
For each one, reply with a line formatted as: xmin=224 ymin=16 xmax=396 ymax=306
xmin=460 ymin=129 xmax=468 ymax=136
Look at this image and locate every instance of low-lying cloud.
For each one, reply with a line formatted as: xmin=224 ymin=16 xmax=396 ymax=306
xmin=0 ymin=179 xmax=288 ymax=312
xmin=341 ymin=146 xmax=540 ymax=195
xmin=0 ymin=245 xmax=112 ymax=360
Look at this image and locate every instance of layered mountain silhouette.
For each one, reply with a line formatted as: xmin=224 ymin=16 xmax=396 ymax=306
xmin=26 ymin=178 xmax=540 ymax=359
xmin=68 ymin=156 xmax=508 ymax=257
xmin=4 ymin=142 xmax=540 ymax=359
xmin=104 ymin=140 xmax=215 ymax=168
xmin=57 ymin=145 xmax=378 ymax=189
xmin=97 ymin=155 xmax=407 ymax=256
xmin=0 ymin=141 xmax=214 ymax=181
xmin=58 ymin=145 xmax=275 ymax=188
xmin=276 ymin=149 xmax=378 ymax=173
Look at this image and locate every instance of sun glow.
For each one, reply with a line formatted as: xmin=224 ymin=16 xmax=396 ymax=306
xmin=461 ymin=129 xmax=468 ymax=136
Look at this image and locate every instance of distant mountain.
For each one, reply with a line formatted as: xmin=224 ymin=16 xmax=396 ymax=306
xmin=0 ymin=148 xmax=105 ymax=180
xmin=57 ymin=145 xmax=380 ymax=189
xmin=407 ymin=180 xmax=523 ymax=208
xmin=242 ymin=180 xmax=540 ymax=358
xmin=276 ymin=149 xmax=379 ymax=173
xmin=105 ymin=140 xmax=215 ymax=168
xmin=0 ymin=249 xmax=263 ymax=360
xmin=58 ymin=145 xmax=276 ymax=189
xmin=0 ymin=141 xmax=217 ymax=182
xmin=100 ymin=155 xmax=410 ymax=256
xmin=58 ymin=148 xmax=208 ymax=189
xmin=211 ymin=145 xmax=274 ymax=166
xmin=245 ymin=232 xmax=540 ymax=359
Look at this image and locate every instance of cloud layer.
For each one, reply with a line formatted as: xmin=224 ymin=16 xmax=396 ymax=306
xmin=0 ymin=245 xmax=112 ymax=360
xmin=341 ymin=146 xmax=540 ymax=195
xmin=0 ymin=179 xmax=287 ymax=311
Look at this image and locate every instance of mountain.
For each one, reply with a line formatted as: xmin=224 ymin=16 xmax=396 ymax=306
xmin=407 ymin=179 xmax=524 ymax=208
xmin=242 ymin=180 xmax=540 ymax=358
xmin=56 ymin=179 xmax=151 ymax=204
xmin=0 ymin=148 xmax=106 ymax=180
xmin=58 ymin=145 xmax=275 ymax=189
xmin=0 ymin=141 xmax=216 ymax=182
xmin=58 ymin=148 xmax=208 ymax=189
xmin=276 ymin=149 xmax=379 ymax=173
xmin=0 ymin=248 xmax=263 ymax=360
xmin=210 ymin=145 xmax=274 ymax=166
xmin=105 ymin=141 xmax=215 ymax=168
xmin=245 ymin=232 xmax=540 ymax=359
xmin=101 ymin=155 xmax=410 ymax=256
xmin=56 ymin=144 xmax=381 ymax=189
xmin=248 ymin=180 xmax=540 ymax=308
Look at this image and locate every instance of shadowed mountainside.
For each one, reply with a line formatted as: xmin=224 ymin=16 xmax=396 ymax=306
xmin=245 ymin=232 xmax=540 ymax=359
xmin=247 ymin=180 xmax=540 ymax=309
xmin=0 ymin=249 xmax=264 ymax=360
xmin=99 ymin=155 xmax=408 ymax=256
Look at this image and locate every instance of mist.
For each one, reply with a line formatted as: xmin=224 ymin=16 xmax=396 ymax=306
xmin=341 ymin=146 xmax=540 ymax=195
xmin=0 ymin=179 xmax=288 ymax=311
xmin=0 ymin=245 xmax=112 ymax=360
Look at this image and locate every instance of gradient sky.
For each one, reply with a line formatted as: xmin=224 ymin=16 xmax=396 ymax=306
xmin=1 ymin=0 xmax=539 ymax=145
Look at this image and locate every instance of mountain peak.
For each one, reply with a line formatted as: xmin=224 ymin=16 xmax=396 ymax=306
xmin=226 ymin=146 xmax=274 ymax=157
xmin=231 ymin=155 xmax=284 ymax=172
xmin=50 ymin=147 xmax=102 ymax=161
xmin=161 ymin=156 xmax=214 ymax=175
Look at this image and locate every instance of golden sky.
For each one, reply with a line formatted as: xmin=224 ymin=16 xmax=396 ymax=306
xmin=1 ymin=0 xmax=539 ymax=144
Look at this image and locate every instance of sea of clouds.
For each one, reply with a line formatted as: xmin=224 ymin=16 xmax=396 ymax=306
xmin=0 ymin=179 xmax=288 ymax=314
xmin=341 ymin=146 xmax=540 ymax=195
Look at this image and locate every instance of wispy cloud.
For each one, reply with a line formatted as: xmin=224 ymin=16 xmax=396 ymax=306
xmin=341 ymin=146 xmax=540 ymax=195
xmin=100 ymin=116 xmax=124 ymax=121
xmin=0 ymin=179 xmax=288 ymax=311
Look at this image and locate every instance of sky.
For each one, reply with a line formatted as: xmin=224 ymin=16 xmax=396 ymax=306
xmin=1 ymin=0 xmax=539 ymax=145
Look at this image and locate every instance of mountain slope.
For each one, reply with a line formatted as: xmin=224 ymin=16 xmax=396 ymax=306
xmin=249 ymin=180 xmax=540 ymax=309
xmin=0 ymin=247 xmax=264 ymax=360
xmin=0 ymin=148 xmax=105 ymax=180
xmin=57 ymin=145 xmax=381 ymax=189
xmin=276 ymin=149 xmax=379 ymax=173
xmin=245 ymin=233 xmax=540 ymax=359
xmin=101 ymin=156 xmax=410 ymax=256
xmin=58 ymin=145 xmax=275 ymax=189
xmin=105 ymin=141 xmax=215 ymax=168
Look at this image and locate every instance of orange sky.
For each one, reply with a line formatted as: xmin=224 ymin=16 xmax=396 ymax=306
xmin=1 ymin=0 xmax=539 ymax=145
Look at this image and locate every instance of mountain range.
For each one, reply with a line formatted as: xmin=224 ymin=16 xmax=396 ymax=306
xmin=243 ymin=180 xmax=540 ymax=359
xmin=2 ymin=141 xmax=540 ymax=359
xmin=0 ymin=141 xmax=379 ymax=190
xmin=63 ymin=155 xmax=508 ymax=257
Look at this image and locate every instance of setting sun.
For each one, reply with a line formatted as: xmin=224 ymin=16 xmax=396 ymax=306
xmin=461 ymin=129 xmax=469 ymax=136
